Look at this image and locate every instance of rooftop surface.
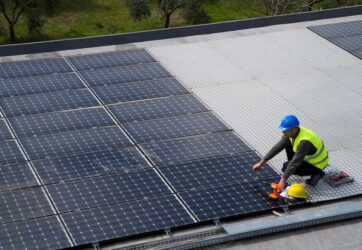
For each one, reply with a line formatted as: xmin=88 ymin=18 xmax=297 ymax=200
xmin=1 ymin=11 xmax=361 ymax=250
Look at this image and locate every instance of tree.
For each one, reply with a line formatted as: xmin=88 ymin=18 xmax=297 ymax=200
xmin=0 ymin=0 xmax=58 ymax=43
xmin=126 ymin=0 xmax=217 ymax=28
xmin=183 ymin=0 xmax=217 ymax=25
xmin=261 ymin=0 xmax=327 ymax=16
xmin=125 ymin=0 xmax=151 ymax=21
xmin=0 ymin=0 xmax=36 ymax=42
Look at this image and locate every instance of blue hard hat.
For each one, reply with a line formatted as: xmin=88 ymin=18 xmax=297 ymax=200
xmin=278 ymin=115 xmax=299 ymax=132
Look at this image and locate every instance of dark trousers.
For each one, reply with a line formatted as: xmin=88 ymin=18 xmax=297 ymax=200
xmin=282 ymin=142 xmax=324 ymax=176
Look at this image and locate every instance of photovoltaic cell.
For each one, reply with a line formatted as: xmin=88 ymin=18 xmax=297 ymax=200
xmin=79 ymin=63 xmax=172 ymax=87
xmin=32 ymin=147 xmax=150 ymax=184
xmin=0 ymin=163 xmax=38 ymax=192
xmin=61 ymin=195 xmax=194 ymax=245
xmin=109 ymin=95 xmax=209 ymax=123
xmin=68 ymin=49 xmax=156 ymax=71
xmin=0 ymin=89 xmax=99 ymax=117
xmin=93 ymin=78 xmax=189 ymax=104
xmin=20 ymin=126 xmax=133 ymax=160
xmin=0 ymin=187 xmax=54 ymax=224
xmin=309 ymin=20 xmax=362 ymax=39
xmin=0 ymin=120 xmax=12 ymax=141
xmin=159 ymin=152 xmax=280 ymax=192
xmin=0 ymin=73 xmax=84 ymax=98
xmin=0 ymin=216 xmax=72 ymax=250
xmin=0 ymin=140 xmax=25 ymax=164
xmin=0 ymin=58 xmax=72 ymax=79
xmin=9 ymin=107 xmax=115 ymax=138
xmin=140 ymin=131 xmax=253 ymax=166
xmin=179 ymin=181 xmax=280 ymax=221
xmin=124 ymin=112 xmax=230 ymax=143
xmin=46 ymin=168 xmax=172 ymax=213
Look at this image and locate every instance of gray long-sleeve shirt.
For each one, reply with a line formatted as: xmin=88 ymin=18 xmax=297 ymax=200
xmin=263 ymin=136 xmax=317 ymax=179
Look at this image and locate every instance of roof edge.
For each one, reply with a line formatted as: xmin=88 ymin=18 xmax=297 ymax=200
xmin=0 ymin=5 xmax=361 ymax=57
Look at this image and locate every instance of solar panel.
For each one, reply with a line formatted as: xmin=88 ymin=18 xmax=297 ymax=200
xmin=0 ymin=58 xmax=72 ymax=79
xmin=79 ymin=63 xmax=172 ymax=87
xmin=0 ymin=120 xmax=12 ymax=141
xmin=0 ymin=216 xmax=72 ymax=250
xmin=68 ymin=49 xmax=156 ymax=71
xmin=0 ymin=187 xmax=54 ymax=224
xmin=309 ymin=20 xmax=362 ymax=39
xmin=32 ymin=147 xmax=150 ymax=184
xmin=178 ymin=181 xmax=280 ymax=221
xmin=109 ymin=95 xmax=209 ymax=123
xmin=333 ymin=34 xmax=362 ymax=51
xmin=0 ymin=89 xmax=99 ymax=117
xmin=20 ymin=126 xmax=133 ymax=160
xmin=0 ymin=140 xmax=25 ymax=164
xmin=61 ymin=195 xmax=194 ymax=245
xmin=140 ymin=131 xmax=253 ymax=166
xmin=46 ymin=168 xmax=172 ymax=213
xmin=309 ymin=21 xmax=362 ymax=60
xmin=0 ymin=73 xmax=84 ymax=98
xmin=93 ymin=78 xmax=189 ymax=104
xmin=124 ymin=112 xmax=230 ymax=143
xmin=9 ymin=107 xmax=115 ymax=138
xmin=0 ymin=162 xmax=38 ymax=192
xmin=159 ymin=152 xmax=280 ymax=192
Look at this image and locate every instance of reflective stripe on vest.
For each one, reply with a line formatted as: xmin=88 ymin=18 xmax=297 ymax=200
xmin=289 ymin=126 xmax=329 ymax=170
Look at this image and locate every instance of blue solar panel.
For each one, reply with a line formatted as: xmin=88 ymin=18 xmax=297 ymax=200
xmin=123 ymin=112 xmax=230 ymax=143
xmin=159 ymin=152 xmax=280 ymax=192
xmin=140 ymin=131 xmax=253 ymax=166
xmin=93 ymin=78 xmax=189 ymax=104
xmin=178 ymin=181 xmax=280 ymax=221
xmin=79 ymin=63 xmax=172 ymax=87
xmin=47 ymin=168 xmax=172 ymax=213
xmin=32 ymin=147 xmax=150 ymax=184
xmin=333 ymin=34 xmax=362 ymax=51
xmin=0 ymin=120 xmax=12 ymax=141
xmin=0 ymin=89 xmax=99 ymax=117
xmin=309 ymin=21 xmax=362 ymax=60
xmin=0 ymin=216 xmax=72 ymax=250
xmin=309 ymin=20 xmax=362 ymax=39
xmin=0 ymin=187 xmax=54 ymax=224
xmin=0 ymin=58 xmax=72 ymax=79
xmin=68 ymin=49 xmax=156 ymax=71
xmin=0 ymin=73 xmax=84 ymax=98
xmin=0 ymin=140 xmax=25 ymax=164
xmin=20 ymin=126 xmax=133 ymax=160
xmin=0 ymin=162 xmax=38 ymax=192
xmin=9 ymin=107 xmax=115 ymax=138
xmin=61 ymin=195 xmax=194 ymax=246
xmin=109 ymin=95 xmax=209 ymax=123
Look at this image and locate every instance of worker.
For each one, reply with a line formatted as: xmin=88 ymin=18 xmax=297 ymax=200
xmin=252 ymin=114 xmax=329 ymax=190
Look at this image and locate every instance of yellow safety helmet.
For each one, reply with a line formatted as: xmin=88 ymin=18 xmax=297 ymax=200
xmin=287 ymin=183 xmax=308 ymax=199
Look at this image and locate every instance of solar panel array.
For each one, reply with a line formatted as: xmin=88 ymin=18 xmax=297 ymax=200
xmin=0 ymin=49 xmax=285 ymax=249
xmin=309 ymin=20 xmax=362 ymax=60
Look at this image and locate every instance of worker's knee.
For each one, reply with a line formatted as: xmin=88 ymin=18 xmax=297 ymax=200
xmin=282 ymin=161 xmax=289 ymax=172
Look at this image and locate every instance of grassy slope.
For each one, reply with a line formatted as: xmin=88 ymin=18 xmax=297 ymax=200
xmin=0 ymin=0 xmax=361 ymax=44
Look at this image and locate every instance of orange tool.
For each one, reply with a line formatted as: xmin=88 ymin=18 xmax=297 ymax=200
xmin=268 ymin=182 xmax=282 ymax=200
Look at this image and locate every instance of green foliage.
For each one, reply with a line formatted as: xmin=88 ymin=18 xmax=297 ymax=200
xmin=0 ymin=0 xmax=361 ymax=45
xmin=125 ymin=0 xmax=151 ymax=21
xmin=183 ymin=0 xmax=212 ymax=24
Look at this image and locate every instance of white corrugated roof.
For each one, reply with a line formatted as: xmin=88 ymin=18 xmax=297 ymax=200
xmin=146 ymin=15 xmax=362 ymax=202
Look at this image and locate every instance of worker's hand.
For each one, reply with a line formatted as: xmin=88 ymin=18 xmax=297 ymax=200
xmin=277 ymin=178 xmax=285 ymax=191
xmin=252 ymin=160 xmax=265 ymax=172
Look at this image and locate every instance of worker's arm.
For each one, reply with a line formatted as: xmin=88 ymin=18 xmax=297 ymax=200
xmin=282 ymin=140 xmax=316 ymax=179
xmin=253 ymin=137 xmax=289 ymax=171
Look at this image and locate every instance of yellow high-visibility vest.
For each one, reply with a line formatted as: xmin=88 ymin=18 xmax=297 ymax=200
xmin=289 ymin=126 xmax=329 ymax=169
